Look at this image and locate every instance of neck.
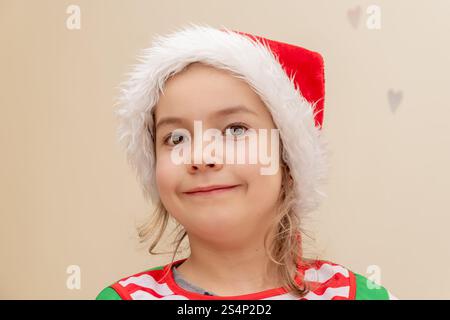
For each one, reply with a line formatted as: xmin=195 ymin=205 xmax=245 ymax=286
xmin=175 ymin=229 xmax=285 ymax=296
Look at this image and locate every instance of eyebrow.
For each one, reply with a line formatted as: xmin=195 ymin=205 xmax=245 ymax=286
xmin=155 ymin=105 xmax=258 ymax=131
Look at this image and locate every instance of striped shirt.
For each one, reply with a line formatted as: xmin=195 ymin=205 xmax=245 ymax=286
xmin=96 ymin=258 xmax=398 ymax=300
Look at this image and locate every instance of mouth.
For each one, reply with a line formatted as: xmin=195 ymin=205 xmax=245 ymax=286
xmin=183 ymin=184 xmax=240 ymax=196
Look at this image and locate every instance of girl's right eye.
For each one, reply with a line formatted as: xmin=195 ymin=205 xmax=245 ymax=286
xmin=163 ymin=131 xmax=189 ymax=146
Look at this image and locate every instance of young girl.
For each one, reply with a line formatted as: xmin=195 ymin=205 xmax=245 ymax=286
xmin=96 ymin=24 xmax=397 ymax=300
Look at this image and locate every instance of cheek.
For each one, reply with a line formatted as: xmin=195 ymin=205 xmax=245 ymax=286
xmin=155 ymin=150 xmax=183 ymax=196
xmin=233 ymin=160 xmax=282 ymax=214
xmin=236 ymin=136 xmax=283 ymax=201
xmin=245 ymin=164 xmax=282 ymax=205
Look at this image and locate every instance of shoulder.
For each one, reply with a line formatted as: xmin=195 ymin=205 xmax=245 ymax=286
xmin=352 ymin=272 xmax=398 ymax=300
xmin=96 ymin=286 xmax=122 ymax=300
xmin=300 ymin=259 xmax=354 ymax=299
xmin=95 ymin=265 xmax=166 ymax=300
xmin=301 ymin=259 xmax=398 ymax=300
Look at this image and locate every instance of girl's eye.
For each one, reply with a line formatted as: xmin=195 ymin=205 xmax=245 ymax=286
xmin=163 ymin=131 xmax=188 ymax=146
xmin=163 ymin=123 xmax=249 ymax=146
xmin=224 ymin=123 xmax=249 ymax=137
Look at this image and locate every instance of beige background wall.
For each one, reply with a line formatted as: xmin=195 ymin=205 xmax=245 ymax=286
xmin=1 ymin=0 xmax=449 ymax=299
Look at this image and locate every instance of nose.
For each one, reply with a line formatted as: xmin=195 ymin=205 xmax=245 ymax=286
xmin=187 ymin=160 xmax=223 ymax=174
xmin=186 ymin=131 xmax=224 ymax=173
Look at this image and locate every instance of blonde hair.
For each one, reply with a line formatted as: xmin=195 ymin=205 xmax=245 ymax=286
xmin=137 ymin=123 xmax=320 ymax=298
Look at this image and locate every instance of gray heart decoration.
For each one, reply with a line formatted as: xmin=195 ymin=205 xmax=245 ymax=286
xmin=387 ymin=89 xmax=403 ymax=113
xmin=347 ymin=6 xmax=361 ymax=29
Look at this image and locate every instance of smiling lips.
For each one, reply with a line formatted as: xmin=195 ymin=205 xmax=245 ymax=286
xmin=183 ymin=184 xmax=240 ymax=196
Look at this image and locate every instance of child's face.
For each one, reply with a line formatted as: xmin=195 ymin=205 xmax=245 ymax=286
xmin=153 ymin=62 xmax=282 ymax=246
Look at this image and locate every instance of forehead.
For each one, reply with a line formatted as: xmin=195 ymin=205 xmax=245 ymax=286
xmin=153 ymin=62 xmax=272 ymax=123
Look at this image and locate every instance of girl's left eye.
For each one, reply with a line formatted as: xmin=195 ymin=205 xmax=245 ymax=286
xmin=223 ymin=123 xmax=249 ymax=137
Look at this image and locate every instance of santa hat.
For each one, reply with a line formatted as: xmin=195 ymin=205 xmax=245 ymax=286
xmin=116 ymin=23 xmax=329 ymax=216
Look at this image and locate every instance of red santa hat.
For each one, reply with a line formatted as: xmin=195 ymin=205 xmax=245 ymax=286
xmin=116 ymin=23 xmax=329 ymax=216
